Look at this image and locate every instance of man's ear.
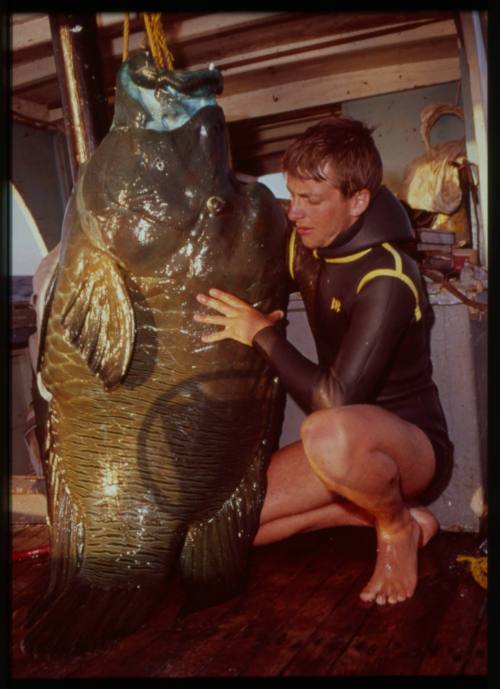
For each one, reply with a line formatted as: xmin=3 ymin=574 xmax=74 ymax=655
xmin=349 ymin=188 xmax=370 ymax=218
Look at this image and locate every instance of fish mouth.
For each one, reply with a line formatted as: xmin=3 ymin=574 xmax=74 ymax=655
xmin=127 ymin=49 xmax=223 ymax=99
xmin=117 ymin=49 xmax=225 ymax=131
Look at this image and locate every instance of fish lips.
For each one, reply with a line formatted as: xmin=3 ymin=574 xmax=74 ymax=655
xmin=127 ymin=49 xmax=224 ymax=99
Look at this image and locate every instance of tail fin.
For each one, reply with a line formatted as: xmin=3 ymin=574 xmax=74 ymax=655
xmin=179 ymin=372 xmax=286 ymax=610
xmin=24 ymin=443 xmax=185 ymax=657
xmin=179 ymin=452 xmax=267 ymax=610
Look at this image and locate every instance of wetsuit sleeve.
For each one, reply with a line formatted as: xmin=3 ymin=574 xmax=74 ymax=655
xmin=253 ymin=276 xmax=416 ymax=413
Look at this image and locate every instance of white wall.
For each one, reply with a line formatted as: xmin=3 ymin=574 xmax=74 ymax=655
xmin=343 ymin=81 xmax=464 ymax=196
xmin=258 ymin=172 xmax=289 ymax=200
xmin=11 ymin=183 xmax=47 ymax=276
xmin=259 ymin=81 xmax=465 ymax=201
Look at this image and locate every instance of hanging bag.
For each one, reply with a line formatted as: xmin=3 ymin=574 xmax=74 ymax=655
xmin=400 ymin=102 xmax=466 ymax=215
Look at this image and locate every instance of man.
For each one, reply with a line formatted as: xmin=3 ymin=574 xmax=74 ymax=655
xmin=194 ymin=117 xmax=453 ymax=606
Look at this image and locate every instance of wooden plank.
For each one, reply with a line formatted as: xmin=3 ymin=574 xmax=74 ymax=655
xmin=11 ymin=96 xmax=50 ymax=122
xmin=169 ymin=12 xmax=454 ymax=70
xmin=281 ymin=577 xmax=375 ymax=676
xmin=222 ymin=33 xmax=459 ymax=97
xmin=163 ymin=528 xmax=373 ymax=677
xmin=10 ymin=529 xmax=489 ymax=679
xmin=11 ymin=12 xmax=285 ymax=88
xmin=11 ymin=15 xmax=51 ymax=51
xmin=20 ymin=531 xmax=319 ymax=678
xmin=211 ymin=19 xmax=457 ymax=78
xmin=12 ymin=13 xmax=456 ymax=94
xmin=219 ymin=56 xmax=460 ymax=123
xmin=12 ymin=55 xmax=56 ymax=90
xmin=417 ymin=576 xmax=487 ymax=675
xmin=239 ymin=558 xmax=373 ymax=676
xmin=153 ymin=531 xmax=343 ymax=677
xmin=462 ymin=606 xmax=487 ymax=675
xmin=327 ymin=531 xmax=471 ymax=676
xmin=12 ymin=555 xmax=49 ymax=604
xmin=11 ymin=524 xmax=49 ymax=552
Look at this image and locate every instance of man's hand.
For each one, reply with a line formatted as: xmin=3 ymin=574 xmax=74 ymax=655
xmin=194 ymin=288 xmax=284 ymax=347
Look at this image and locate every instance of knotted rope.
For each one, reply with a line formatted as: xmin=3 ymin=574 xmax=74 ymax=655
xmin=122 ymin=13 xmax=175 ymax=69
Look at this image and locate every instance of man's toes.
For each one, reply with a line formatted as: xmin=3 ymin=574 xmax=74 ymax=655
xmin=375 ymin=593 xmax=387 ymax=605
xmin=360 ymin=584 xmax=379 ymax=602
xmin=360 ymin=590 xmax=375 ymax=602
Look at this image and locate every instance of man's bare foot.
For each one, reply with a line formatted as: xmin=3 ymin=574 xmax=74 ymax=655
xmin=359 ymin=514 xmax=423 ymax=606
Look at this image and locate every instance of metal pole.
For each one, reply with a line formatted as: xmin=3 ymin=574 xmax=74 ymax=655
xmin=49 ymin=14 xmax=110 ymax=184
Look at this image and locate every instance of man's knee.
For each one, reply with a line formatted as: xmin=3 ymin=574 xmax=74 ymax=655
xmin=300 ymin=408 xmax=354 ymax=484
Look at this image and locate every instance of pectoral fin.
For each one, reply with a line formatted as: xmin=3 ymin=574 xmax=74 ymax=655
xmin=60 ymin=250 xmax=135 ymax=389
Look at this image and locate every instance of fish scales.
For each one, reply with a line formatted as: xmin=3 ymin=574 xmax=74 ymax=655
xmin=25 ymin=50 xmax=288 ymax=656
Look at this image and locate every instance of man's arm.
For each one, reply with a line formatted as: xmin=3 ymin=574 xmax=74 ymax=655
xmin=194 ymin=277 xmax=415 ymax=413
xmin=253 ymin=276 xmax=416 ymax=412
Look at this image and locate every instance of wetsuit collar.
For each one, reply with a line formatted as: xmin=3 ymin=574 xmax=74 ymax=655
xmin=316 ymin=186 xmax=415 ymax=259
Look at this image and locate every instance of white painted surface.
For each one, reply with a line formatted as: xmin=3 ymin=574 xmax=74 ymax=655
xmin=11 ymin=182 xmax=47 ymax=276
xmin=258 ymin=172 xmax=290 ymax=200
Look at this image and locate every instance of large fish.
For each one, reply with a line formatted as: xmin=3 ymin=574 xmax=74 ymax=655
xmin=25 ymin=49 xmax=289 ymax=656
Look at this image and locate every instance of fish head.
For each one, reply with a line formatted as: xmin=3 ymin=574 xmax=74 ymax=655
xmin=112 ymin=49 xmax=224 ymax=132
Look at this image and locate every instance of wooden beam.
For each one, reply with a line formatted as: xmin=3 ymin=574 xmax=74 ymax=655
xmin=11 ymin=12 xmax=138 ymax=51
xmin=49 ymin=14 xmax=110 ymax=180
xmin=12 ymin=14 xmax=456 ymax=90
xmin=11 ymin=14 xmax=51 ymax=51
xmin=221 ymin=32 xmax=458 ymax=98
xmin=11 ymin=96 xmax=50 ymax=122
xmin=12 ymin=55 xmax=55 ymax=89
xmin=218 ymin=19 xmax=457 ymax=78
xmin=11 ymin=12 xmax=284 ymax=54
xmin=11 ymin=13 xmax=284 ymax=88
xmin=219 ymin=56 xmax=461 ymax=123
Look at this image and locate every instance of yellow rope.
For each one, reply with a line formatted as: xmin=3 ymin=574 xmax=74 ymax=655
xmin=456 ymin=555 xmax=487 ymax=590
xmin=141 ymin=13 xmax=175 ymax=70
xmin=121 ymin=13 xmax=175 ymax=69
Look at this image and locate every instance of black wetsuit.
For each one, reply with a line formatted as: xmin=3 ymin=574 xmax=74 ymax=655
xmin=253 ymin=186 xmax=453 ymax=503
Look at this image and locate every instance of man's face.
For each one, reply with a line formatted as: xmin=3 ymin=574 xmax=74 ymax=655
xmin=286 ymin=167 xmax=366 ymax=250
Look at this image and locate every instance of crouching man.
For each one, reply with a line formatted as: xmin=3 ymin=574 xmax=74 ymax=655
xmin=194 ymin=117 xmax=453 ymax=605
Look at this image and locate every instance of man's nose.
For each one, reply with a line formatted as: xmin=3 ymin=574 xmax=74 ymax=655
xmin=288 ymin=200 xmax=304 ymax=221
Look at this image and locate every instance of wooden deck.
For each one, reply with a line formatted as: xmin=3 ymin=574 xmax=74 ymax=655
xmin=11 ymin=523 xmax=487 ymax=678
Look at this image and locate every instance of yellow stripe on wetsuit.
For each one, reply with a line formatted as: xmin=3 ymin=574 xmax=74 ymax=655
xmin=356 ymin=242 xmax=422 ymax=321
xmin=288 ymin=230 xmax=370 ymax=279
xmin=288 ymin=228 xmax=297 ymax=280
xmin=313 ymin=248 xmax=372 ymax=263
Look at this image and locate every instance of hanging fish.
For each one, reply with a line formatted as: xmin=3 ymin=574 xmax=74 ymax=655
xmin=25 ymin=49 xmax=289 ymax=656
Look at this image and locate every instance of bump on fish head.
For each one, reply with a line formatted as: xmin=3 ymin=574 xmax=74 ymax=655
xmin=112 ymin=49 xmax=224 ymax=132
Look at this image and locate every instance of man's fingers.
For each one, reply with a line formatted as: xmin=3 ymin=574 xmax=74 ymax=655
xmin=268 ymin=309 xmax=285 ymax=323
xmin=194 ymin=313 xmax=228 ymax=326
xmin=196 ymin=293 xmax=236 ymax=316
xmin=208 ymin=288 xmax=249 ymax=309
xmin=200 ymin=329 xmax=228 ymax=344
